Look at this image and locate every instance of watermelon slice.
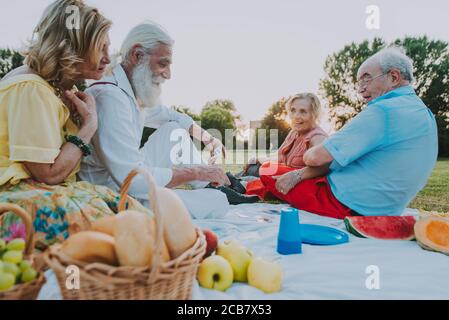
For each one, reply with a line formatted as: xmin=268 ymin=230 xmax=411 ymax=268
xmin=344 ymin=216 xmax=416 ymax=240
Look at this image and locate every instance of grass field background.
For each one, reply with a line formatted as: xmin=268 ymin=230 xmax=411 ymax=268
xmin=206 ymin=150 xmax=449 ymax=213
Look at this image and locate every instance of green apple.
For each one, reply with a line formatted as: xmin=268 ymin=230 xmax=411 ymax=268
xmin=6 ymin=238 xmax=26 ymax=252
xmin=21 ymin=268 xmax=38 ymax=283
xmin=197 ymin=255 xmax=233 ymax=292
xmin=2 ymin=250 xmax=23 ymax=264
xmin=19 ymin=260 xmax=33 ymax=272
xmin=0 ymin=239 xmax=6 ymax=251
xmin=2 ymin=262 xmax=20 ymax=278
xmin=247 ymin=258 xmax=283 ymax=293
xmin=216 ymin=240 xmax=253 ymax=282
xmin=0 ymin=272 xmax=15 ymax=292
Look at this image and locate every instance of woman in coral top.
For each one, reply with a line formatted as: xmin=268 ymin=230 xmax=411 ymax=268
xmin=241 ymin=93 xmax=354 ymax=219
xmin=244 ymin=93 xmax=328 ymax=198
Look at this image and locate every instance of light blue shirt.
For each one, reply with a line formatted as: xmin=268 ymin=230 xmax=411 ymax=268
xmin=324 ymin=85 xmax=438 ymax=216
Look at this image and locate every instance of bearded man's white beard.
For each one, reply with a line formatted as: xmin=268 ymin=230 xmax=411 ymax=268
xmin=131 ymin=61 xmax=165 ymax=109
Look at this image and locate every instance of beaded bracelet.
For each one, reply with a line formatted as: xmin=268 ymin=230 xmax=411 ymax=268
xmin=66 ymin=135 xmax=92 ymax=156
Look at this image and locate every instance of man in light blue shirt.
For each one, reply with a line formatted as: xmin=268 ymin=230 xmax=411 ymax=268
xmin=303 ymin=47 xmax=438 ymax=216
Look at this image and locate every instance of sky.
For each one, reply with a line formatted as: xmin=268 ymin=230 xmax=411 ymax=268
xmin=1 ymin=0 xmax=448 ymax=131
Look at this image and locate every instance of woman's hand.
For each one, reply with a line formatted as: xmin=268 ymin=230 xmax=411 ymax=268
xmin=65 ymin=90 xmax=97 ymax=128
xmin=273 ymin=170 xmax=302 ymax=195
xmin=64 ymin=90 xmax=98 ymax=143
xmin=23 ymin=91 xmax=99 ymax=186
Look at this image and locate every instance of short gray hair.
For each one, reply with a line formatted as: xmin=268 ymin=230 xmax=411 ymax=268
xmin=120 ymin=21 xmax=174 ymax=61
xmin=363 ymin=47 xmax=415 ymax=82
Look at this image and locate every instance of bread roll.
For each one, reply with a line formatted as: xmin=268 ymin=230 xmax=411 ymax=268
xmin=113 ymin=211 xmax=154 ymax=267
xmin=156 ymin=188 xmax=197 ymax=259
xmin=92 ymin=215 xmax=116 ymax=236
xmin=60 ymin=231 xmax=119 ymax=265
xmin=113 ymin=210 xmax=170 ymax=266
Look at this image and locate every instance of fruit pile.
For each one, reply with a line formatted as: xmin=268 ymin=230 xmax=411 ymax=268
xmin=0 ymin=238 xmax=38 ymax=292
xmin=198 ymin=231 xmax=283 ymax=294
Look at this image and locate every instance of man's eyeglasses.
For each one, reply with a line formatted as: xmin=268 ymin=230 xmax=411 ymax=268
xmin=356 ymin=72 xmax=388 ymax=88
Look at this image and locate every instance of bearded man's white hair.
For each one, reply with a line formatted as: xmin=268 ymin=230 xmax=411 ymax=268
xmin=120 ymin=21 xmax=175 ymax=62
xmin=118 ymin=21 xmax=175 ymax=108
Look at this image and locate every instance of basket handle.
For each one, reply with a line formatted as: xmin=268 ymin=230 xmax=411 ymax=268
xmin=0 ymin=203 xmax=34 ymax=256
xmin=118 ymin=168 xmax=164 ymax=281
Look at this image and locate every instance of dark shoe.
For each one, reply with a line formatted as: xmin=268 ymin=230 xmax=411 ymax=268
xmin=226 ymin=172 xmax=246 ymax=194
xmin=206 ymin=184 xmax=260 ymax=205
xmin=246 ymin=163 xmax=261 ymax=178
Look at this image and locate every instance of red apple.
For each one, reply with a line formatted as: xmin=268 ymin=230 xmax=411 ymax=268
xmin=203 ymin=229 xmax=218 ymax=258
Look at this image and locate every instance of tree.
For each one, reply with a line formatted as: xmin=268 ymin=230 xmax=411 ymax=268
xmin=202 ymin=99 xmax=241 ymax=122
xmin=258 ymin=97 xmax=291 ymax=149
xmin=436 ymin=115 xmax=449 ymax=157
xmin=200 ymin=101 xmax=237 ymax=141
xmin=173 ymin=105 xmax=201 ymax=122
xmin=0 ymin=49 xmax=24 ymax=79
xmin=320 ymin=36 xmax=449 ymax=156
xmin=319 ymin=37 xmax=385 ymax=130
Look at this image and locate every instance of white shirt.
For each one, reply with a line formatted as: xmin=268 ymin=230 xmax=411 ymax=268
xmin=79 ymin=64 xmax=194 ymax=200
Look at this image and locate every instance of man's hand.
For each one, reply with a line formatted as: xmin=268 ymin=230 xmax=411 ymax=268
xmin=195 ymin=165 xmax=231 ymax=186
xmin=205 ymin=137 xmax=226 ymax=165
xmin=273 ymin=170 xmax=302 ymax=195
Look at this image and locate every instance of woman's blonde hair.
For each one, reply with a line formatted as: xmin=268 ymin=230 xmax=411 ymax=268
xmin=24 ymin=0 xmax=111 ymax=84
xmin=286 ymin=93 xmax=322 ymax=123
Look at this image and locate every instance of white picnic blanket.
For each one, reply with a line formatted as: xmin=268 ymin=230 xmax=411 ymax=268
xmin=38 ymin=204 xmax=449 ymax=300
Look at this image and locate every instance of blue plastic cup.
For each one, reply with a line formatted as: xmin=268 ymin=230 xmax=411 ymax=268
xmin=277 ymin=208 xmax=302 ymax=255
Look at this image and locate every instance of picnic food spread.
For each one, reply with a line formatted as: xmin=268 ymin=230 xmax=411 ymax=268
xmin=1 ymin=167 xmax=449 ymax=299
xmin=40 ymin=168 xmax=207 ymax=300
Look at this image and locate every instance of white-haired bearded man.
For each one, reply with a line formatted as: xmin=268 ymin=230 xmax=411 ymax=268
xmin=79 ymin=22 xmax=253 ymax=219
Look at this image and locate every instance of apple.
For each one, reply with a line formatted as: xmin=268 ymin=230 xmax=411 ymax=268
xmin=247 ymin=258 xmax=283 ymax=293
xmin=197 ymin=255 xmax=233 ymax=292
xmin=21 ymin=268 xmax=38 ymax=283
xmin=19 ymin=260 xmax=33 ymax=272
xmin=216 ymin=240 xmax=253 ymax=282
xmin=0 ymin=272 xmax=15 ymax=292
xmin=2 ymin=250 xmax=23 ymax=264
xmin=6 ymin=238 xmax=26 ymax=252
xmin=202 ymin=229 xmax=218 ymax=258
xmin=2 ymin=262 xmax=20 ymax=278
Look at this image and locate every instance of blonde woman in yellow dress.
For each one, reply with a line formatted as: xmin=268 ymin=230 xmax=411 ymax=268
xmin=0 ymin=0 xmax=148 ymax=250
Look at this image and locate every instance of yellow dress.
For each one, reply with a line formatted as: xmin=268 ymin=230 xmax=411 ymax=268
xmin=0 ymin=74 xmax=79 ymax=185
xmin=0 ymin=74 xmax=149 ymax=250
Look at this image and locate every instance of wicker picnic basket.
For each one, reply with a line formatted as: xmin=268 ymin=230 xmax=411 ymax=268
xmin=44 ymin=168 xmax=206 ymax=300
xmin=0 ymin=203 xmax=46 ymax=300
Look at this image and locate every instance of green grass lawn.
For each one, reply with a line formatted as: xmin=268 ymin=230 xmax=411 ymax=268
xmin=212 ymin=151 xmax=449 ymax=213
xmin=409 ymin=158 xmax=449 ymax=213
